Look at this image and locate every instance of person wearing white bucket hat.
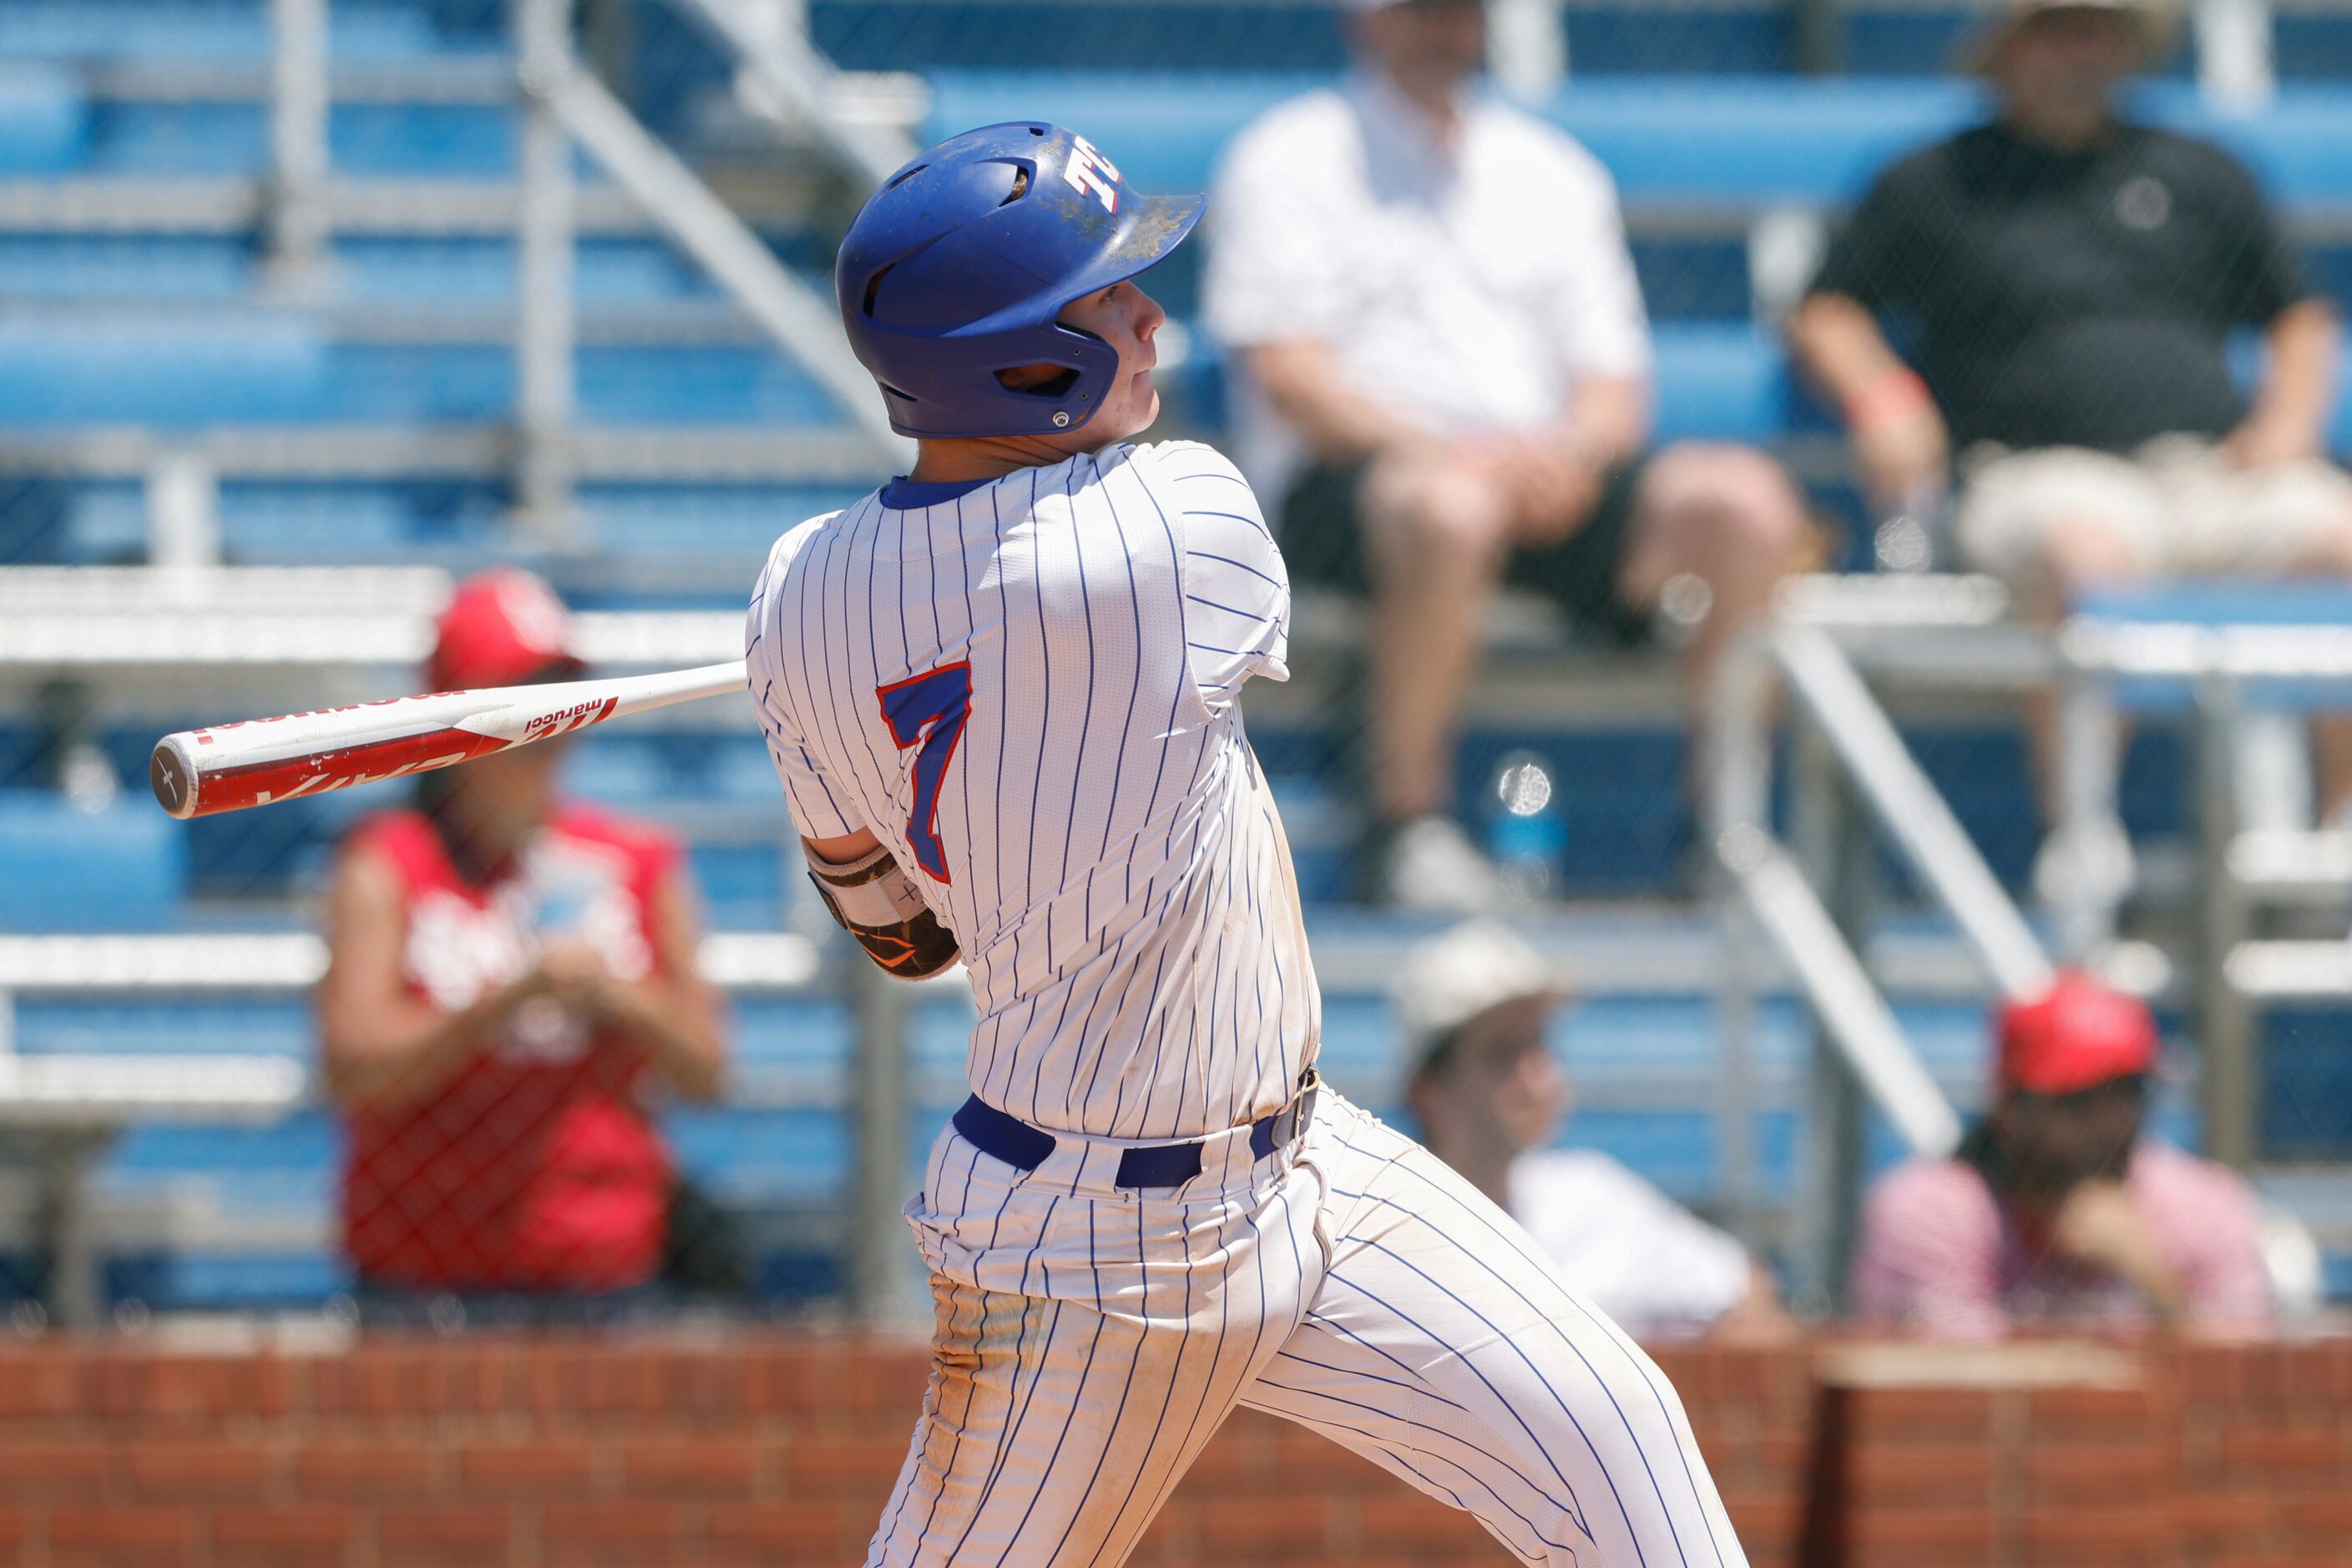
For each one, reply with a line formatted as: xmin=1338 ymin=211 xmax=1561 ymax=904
xmin=1791 ymin=0 xmax=2352 ymax=876
xmin=1398 ymin=922 xmax=1793 ymax=1340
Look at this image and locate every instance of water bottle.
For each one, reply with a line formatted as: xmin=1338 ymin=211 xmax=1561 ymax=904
xmin=1487 ymin=750 xmax=1565 ymax=902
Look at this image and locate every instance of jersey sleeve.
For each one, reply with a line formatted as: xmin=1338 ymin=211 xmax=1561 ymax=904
xmin=1545 ymin=145 xmax=1653 ymax=383
xmin=1808 ymin=159 xmax=1932 ymax=313
xmin=2203 ymin=147 xmax=2313 ymax=326
xmin=746 ymin=522 xmax=865 ymax=842
xmin=1157 ymin=443 xmax=1292 ymax=713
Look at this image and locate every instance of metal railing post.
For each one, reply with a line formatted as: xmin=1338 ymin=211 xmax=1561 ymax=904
xmin=266 ymin=0 xmax=331 ymax=288
xmin=2196 ymin=0 xmax=2275 ymax=110
xmin=1489 ymin=0 xmax=1566 ymax=102
xmin=2197 ymin=670 xmax=2259 ymax=1168
xmin=2051 ymin=654 xmax=2124 ymax=962
xmin=847 ymin=957 xmax=919 ymax=1329
xmin=1775 ymin=625 xmax=2053 ymax=998
xmin=1787 ymin=720 xmax=1869 ymax=1313
xmin=515 ymin=0 xmax=578 ymax=525
xmin=1707 ymin=628 xmax=1775 ymax=1248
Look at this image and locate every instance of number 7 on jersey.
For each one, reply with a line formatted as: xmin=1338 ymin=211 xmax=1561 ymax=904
xmin=876 ymin=663 xmax=973 ymax=882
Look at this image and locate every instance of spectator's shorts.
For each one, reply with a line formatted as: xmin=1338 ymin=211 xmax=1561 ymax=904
xmin=1955 ymin=437 xmax=2352 ymax=584
xmin=1277 ymin=452 xmax=1656 ymax=646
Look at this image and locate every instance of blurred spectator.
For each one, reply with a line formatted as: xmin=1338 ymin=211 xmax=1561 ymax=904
xmin=1206 ymin=0 xmax=1811 ymax=909
xmin=1789 ymin=0 xmax=2352 ymax=867
xmin=1400 ymin=922 xmax=1793 ymax=1340
xmin=1852 ymin=970 xmax=2272 ymax=1338
xmin=314 ymin=569 xmax=732 ymax=1325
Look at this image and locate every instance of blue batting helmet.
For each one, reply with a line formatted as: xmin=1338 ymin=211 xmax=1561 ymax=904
xmin=835 ymin=122 xmax=1204 ymax=439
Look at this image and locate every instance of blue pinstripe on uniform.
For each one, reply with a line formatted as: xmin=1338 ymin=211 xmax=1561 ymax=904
xmin=746 ymin=443 xmax=1745 ymax=1568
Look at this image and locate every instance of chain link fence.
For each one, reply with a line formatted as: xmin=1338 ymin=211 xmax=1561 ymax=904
xmin=1 ymin=0 xmax=2349 ymax=1329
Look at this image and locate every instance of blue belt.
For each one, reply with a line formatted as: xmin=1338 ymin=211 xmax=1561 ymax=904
xmin=952 ymin=1074 xmax=1320 ymax=1190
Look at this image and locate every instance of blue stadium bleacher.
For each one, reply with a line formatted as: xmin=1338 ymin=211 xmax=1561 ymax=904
xmin=0 ymin=61 xmax=83 ymax=171
xmin=0 ymin=792 xmax=187 ymax=930
xmin=7 ymin=0 xmax=2352 ymax=1313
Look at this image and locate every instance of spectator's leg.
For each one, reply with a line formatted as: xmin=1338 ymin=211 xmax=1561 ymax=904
xmin=2018 ymin=516 xmax=2147 ymax=826
xmin=1358 ymin=448 xmax=1515 ymax=825
xmin=1613 ymin=443 xmax=1810 ymax=773
xmin=1953 ymin=448 xmax=2162 ymax=827
xmin=2281 ymin=509 xmax=2352 ymax=818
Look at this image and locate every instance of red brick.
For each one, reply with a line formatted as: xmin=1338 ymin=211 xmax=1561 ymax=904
xmin=1198 ymin=1497 xmax=1333 ymax=1554
xmin=0 ymin=1346 xmax=85 ymax=1417
xmin=456 ymin=1439 xmax=601 ymax=1496
xmin=2174 ymin=1490 xmax=2278 ymax=1542
xmin=104 ymin=1353 xmax=265 ymax=1423
xmin=305 ymin=1344 xmax=422 ymax=1419
xmin=0 ymin=1439 xmax=115 ymax=1497
xmin=2283 ymin=1495 xmax=2352 ymax=1540
xmin=2027 ymin=1384 xmax=2160 ymax=1439
xmin=129 ymin=1439 xmax=274 ymax=1498
xmin=48 ymin=1505 xmax=198 ymax=1563
xmin=210 ymin=1505 xmax=356 ymax=1565
xmin=1722 ymin=1493 xmax=1803 ymax=1555
xmin=1839 ymin=1386 xmax=1995 ymax=1444
xmin=1352 ymin=1492 xmax=1490 ymax=1551
xmin=290 ymin=1439 xmax=440 ymax=1499
xmin=2026 ymin=1504 xmax=2170 ymax=1550
xmin=847 ymin=1348 xmax=932 ymax=1416
xmin=1180 ymin=1427 xmax=1271 ymax=1489
xmin=2027 ymin=1442 xmax=2169 ymax=1504
xmin=1845 ymin=1443 xmax=1996 ymax=1506
xmin=1265 ymin=1427 xmax=1395 ymax=1488
xmin=707 ymin=1500 xmax=857 ymax=1553
xmin=539 ymin=1500 xmax=681 ymax=1550
xmin=2220 ymin=1432 xmax=2346 ymax=1479
xmin=0 ymin=1508 xmax=23 ymax=1555
xmin=1844 ymin=1506 xmax=1997 ymax=1553
xmin=1753 ymin=1429 xmax=1813 ymax=1485
xmin=779 ymin=1435 xmax=919 ymax=1491
xmin=373 ymin=1503 xmax=517 ymax=1568
xmin=620 ymin=1435 xmax=765 ymax=1495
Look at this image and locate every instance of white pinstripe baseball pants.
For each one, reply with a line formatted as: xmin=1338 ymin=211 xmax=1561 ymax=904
xmin=867 ymin=1090 xmax=1748 ymax=1568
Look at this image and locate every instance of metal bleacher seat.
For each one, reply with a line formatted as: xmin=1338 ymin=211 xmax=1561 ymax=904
xmin=9 ymin=1 xmax=2352 ymax=1316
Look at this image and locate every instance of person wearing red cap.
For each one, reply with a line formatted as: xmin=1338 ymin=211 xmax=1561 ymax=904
xmin=1851 ymin=970 xmax=2270 ymax=1338
xmin=313 ymin=569 xmax=731 ymax=1321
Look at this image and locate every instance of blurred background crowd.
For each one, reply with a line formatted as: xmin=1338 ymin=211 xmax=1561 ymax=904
xmin=1 ymin=0 xmax=2349 ymax=1349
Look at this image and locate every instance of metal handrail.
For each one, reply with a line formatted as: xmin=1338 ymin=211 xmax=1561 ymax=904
xmin=539 ymin=58 xmax=908 ymax=462
xmin=1717 ymin=826 xmax=1962 ymax=1158
xmin=666 ymin=0 xmax=918 ymax=191
xmin=1774 ymin=624 xmax=2056 ymax=999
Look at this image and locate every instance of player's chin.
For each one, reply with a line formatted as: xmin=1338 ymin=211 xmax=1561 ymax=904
xmin=1091 ymin=381 xmax=1159 ymax=445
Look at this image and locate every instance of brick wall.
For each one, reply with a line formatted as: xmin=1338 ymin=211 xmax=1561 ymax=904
xmin=0 ymin=1333 xmax=2341 ymax=1566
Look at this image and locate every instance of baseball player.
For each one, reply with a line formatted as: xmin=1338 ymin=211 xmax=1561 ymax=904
xmin=747 ymin=122 xmax=1747 ymax=1567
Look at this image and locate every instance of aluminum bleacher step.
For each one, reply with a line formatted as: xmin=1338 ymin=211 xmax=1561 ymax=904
xmin=2229 ymin=829 xmax=2352 ymax=903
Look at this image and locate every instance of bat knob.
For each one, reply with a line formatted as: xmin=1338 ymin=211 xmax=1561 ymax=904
xmin=149 ymin=736 xmax=198 ymax=821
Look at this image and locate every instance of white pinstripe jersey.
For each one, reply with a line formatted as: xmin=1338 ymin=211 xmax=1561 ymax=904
xmin=746 ymin=440 xmax=1319 ymax=1141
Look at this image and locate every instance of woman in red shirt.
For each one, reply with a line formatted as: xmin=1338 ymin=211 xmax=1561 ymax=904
xmin=314 ymin=569 xmax=727 ymax=1319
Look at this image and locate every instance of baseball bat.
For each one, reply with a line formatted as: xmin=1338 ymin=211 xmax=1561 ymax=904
xmin=149 ymin=661 xmax=750 ymax=821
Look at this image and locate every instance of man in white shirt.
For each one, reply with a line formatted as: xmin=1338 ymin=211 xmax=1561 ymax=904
xmin=1399 ymin=920 xmax=1794 ymax=1340
xmin=1206 ymin=0 xmax=1811 ymax=907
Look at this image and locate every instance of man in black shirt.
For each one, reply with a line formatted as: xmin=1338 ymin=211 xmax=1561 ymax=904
xmin=1790 ymin=0 xmax=2352 ymax=827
